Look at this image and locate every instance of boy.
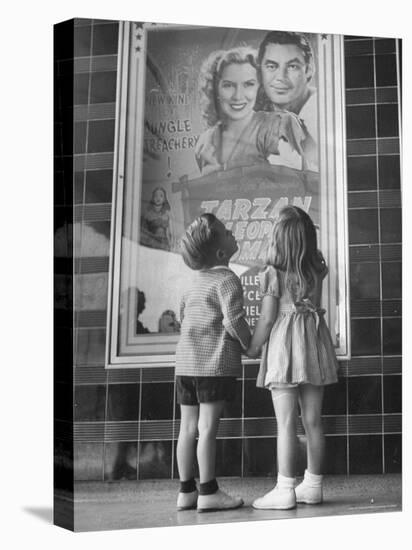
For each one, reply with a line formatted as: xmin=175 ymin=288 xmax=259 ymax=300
xmin=175 ymin=213 xmax=250 ymax=512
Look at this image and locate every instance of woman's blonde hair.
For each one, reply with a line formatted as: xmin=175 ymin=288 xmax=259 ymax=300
xmin=198 ymin=46 xmax=258 ymax=128
xmin=266 ymin=206 xmax=326 ymax=300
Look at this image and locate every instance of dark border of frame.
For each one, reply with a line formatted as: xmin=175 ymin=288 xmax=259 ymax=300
xmin=54 ymin=18 xmax=75 ymax=532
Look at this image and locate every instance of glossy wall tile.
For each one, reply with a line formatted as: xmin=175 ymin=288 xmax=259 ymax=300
xmin=377 ymin=104 xmax=399 ymax=137
xmin=376 ymin=54 xmax=398 ymax=86
xmin=215 ymin=439 xmax=242 ymax=477
xmin=348 ymin=377 xmax=382 ymax=415
xmin=351 ymin=318 xmax=381 ymax=356
xmin=383 ymin=375 xmax=402 ymax=413
xmin=383 ymin=318 xmax=401 ymax=355
xmin=138 ymin=441 xmax=173 ymax=479
xmin=323 ymin=379 xmax=347 ymax=415
xmin=324 ymin=436 xmax=348 ymax=475
xmin=382 ymin=262 xmax=401 ymax=299
xmin=92 ymin=23 xmax=119 ymax=55
xmin=378 ymin=155 xmax=400 ymax=189
xmin=75 ymin=384 xmax=106 ymax=421
xmin=105 ymin=442 xmax=138 ymax=481
xmin=74 ymin=25 xmax=92 ymax=57
xmin=244 ymin=381 xmax=274 ymax=418
xmin=344 ymin=55 xmax=374 ymax=88
xmin=349 ymin=435 xmax=382 ymax=474
xmin=87 ymin=120 xmax=115 ymax=153
xmin=107 ymin=384 xmax=140 ymax=421
xmin=243 ymin=438 xmax=277 ymax=477
xmin=346 ymin=105 xmax=376 ymax=139
xmin=90 ymin=72 xmax=117 ymax=103
xmin=85 ymin=170 xmax=113 ymax=203
xmin=384 ymin=434 xmax=402 ymax=473
xmin=348 ymin=209 xmax=379 ymax=244
xmin=350 ymin=262 xmax=380 ymax=299
xmin=74 ymin=443 xmax=104 ymax=480
xmin=347 ymin=156 xmax=377 ymax=191
xmin=141 ymin=383 xmax=174 ymax=421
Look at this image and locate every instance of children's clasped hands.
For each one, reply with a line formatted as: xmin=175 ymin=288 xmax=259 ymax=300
xmin=244 ymin=293 xmax=279 ymax=359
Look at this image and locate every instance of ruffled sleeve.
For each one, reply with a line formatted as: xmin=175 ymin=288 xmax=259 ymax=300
xmin=256 ymin=111 xmax=306 ymax=158
xmin=278 ymin=111 xmax=306 ymax=156
xmin=256 ymin=112 xmax=281 ymax=156
xmin=258 ymin=265 xmax=280 ymax=298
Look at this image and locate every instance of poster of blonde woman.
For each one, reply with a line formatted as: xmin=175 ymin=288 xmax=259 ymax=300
xmin=107 ymin=22 xmax=349 ymax=366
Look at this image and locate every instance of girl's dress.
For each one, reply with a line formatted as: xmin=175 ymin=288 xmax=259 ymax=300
xmin=256 ymin=264 xmax=339 ymax=388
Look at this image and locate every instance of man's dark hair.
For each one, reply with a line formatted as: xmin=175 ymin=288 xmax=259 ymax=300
xmin=258 ymin=30 xmax=314 ymax=66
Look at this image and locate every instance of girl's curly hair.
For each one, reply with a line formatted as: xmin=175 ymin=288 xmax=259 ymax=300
xmin=198 ymin=46 xmax=258 ymax=128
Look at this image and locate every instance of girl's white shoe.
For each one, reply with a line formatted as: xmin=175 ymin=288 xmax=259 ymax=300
xmin=294 ymin=482 xmax=323 ymax=504
xmin=252 ymin=486 xmax=296 ymax=510
xmin=295 ymin=470 xmax=323 ymax=504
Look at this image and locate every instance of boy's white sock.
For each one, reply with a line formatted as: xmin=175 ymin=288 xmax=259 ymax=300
xmin=302 ymin=469 xmax=323 ymax=487
xmin=277 ymin=473 xmax=296 ymax=489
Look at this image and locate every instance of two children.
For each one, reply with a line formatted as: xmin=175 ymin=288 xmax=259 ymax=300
xmin=175 ymin=207 xmax=338 ymax=512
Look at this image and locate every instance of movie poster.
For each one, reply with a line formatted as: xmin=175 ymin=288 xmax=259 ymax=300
xmin=107 ymin=22 xmax=349 ymax=366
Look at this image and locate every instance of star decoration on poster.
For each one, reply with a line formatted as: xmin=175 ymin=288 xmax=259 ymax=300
xmin=134 ymin=22 xmax=145 ymax=53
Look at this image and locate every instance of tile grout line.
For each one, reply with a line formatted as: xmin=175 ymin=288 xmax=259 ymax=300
xmin=372 ymin=37 xmax=386 ymax=475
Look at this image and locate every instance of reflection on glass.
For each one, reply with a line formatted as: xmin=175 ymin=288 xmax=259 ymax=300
xmin=135 ymin=290 xmax=149 ymax=335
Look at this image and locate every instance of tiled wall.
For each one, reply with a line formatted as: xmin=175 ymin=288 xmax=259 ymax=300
xmin=54 ymin=20 xmax=402 ymax=483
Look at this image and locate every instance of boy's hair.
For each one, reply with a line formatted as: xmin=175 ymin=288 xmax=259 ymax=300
xmin=180 ymin=213 xmax=221 ymax=270
xmin=266 ymin=205 xmax=326 ymax=300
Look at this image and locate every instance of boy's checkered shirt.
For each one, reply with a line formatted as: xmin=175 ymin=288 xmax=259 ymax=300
xmin=175 ymin=266 xmax=251 ymax=377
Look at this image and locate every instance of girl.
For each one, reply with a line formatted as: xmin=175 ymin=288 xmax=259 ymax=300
xmin=246 ymin=206 xmax=338 ymax=510
xmin=175 ymin=213 xmax=250 ymax=512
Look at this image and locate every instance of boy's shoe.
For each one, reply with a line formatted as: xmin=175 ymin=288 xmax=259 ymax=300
xmin=294 ymin=482 xmax=323 ymax=504
xmin=197 ymin=489 xmax=244 ymax=512
xmin=177 ymin=489 xmax=198 ymax=511
xmin=252 ymin=487 xmax=296 ymax=510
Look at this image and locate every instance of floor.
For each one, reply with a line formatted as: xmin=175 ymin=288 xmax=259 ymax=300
xmin=61 ymin=474 xmax=401 ymax=532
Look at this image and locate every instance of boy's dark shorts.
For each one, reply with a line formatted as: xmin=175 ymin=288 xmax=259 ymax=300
xmin=176 ymin=375 xmax=237 ymax=405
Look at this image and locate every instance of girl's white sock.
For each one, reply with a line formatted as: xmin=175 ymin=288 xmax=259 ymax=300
xmin=277 ymin=473 xmax=296 ymax=489
xmin=303 ymin=469 xmax=323 ymax=487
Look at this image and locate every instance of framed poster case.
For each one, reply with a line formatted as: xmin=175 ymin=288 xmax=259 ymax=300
xmin=106 ymin=22 xmax=350 ymax=367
